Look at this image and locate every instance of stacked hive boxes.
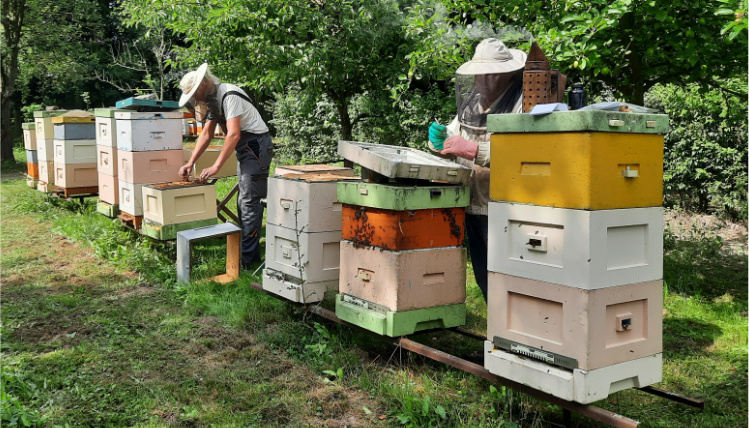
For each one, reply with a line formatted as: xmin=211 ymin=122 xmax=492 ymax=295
xmin=263 ymin=165 xmax=357 ymax=303
xmin=483 ymin=110 xmax=669 ymax=404
xmin=334 ymin=141 xmax=472 ymax=337
xmin=94 ymin=108 xmax=126 ymax=217
xmin=115 ymin=111 xmax=183 ymax=222
xmin=22 ymin=122 xmax=37 ymax=188
xmin=141 ymin=179 xmax=219 ymax=240
xmin=33 ymin=110 xmax=68 ymax=192
xmin=52 ymin=113 xmax=98 ymax=193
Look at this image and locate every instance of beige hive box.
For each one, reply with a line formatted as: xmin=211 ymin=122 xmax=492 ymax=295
xmin=183 ymin=143 xmax=238 ymax=179
xmin=55 ymin=163 xmax=98 ymax=188
xmin=38 ymin=161 xmax=54 ymax=184
xmin=36 ymin=138 xmax=55 ymax=163
xmin=54 ymin=139 xmax=97 ymax=165
xmin=486 ymin=272 xmax=662 ymax=371
xmin=98 ymin=173 xmax=118 ymax=205
xmin=142 ymin=181 xmax=217 ymax=226
xmin=22 ymin=123 xmax=36 ymax=150
xmin=265 ymin=223 xmax=342 ymax=284
xmin=117 ymin=149 xmax=182 ymax=184
xmin=487 ymin=202 xmax=663 ymax=290
xmin=266 ymin=171 xmax=358 ymax=233
xmin=97 ymin=145 xmax=118 ymax=176
xmin=33 ymin=109 xmax=68 ymax=140
xmin=338 ymin=240 xmax=467 ymax=312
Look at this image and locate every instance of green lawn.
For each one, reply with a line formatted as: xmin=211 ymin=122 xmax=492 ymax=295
xmin=1 ymin=150 xmax=747 ymax=427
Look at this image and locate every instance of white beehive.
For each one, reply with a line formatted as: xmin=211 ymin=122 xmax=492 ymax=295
xmin=483 ymin=344 xmax=662 ymax=404
xmin=115 ymin=111 xmax=183 ymax=152
xmin=265 ymin=223 xmax=341 ymax=284
xmin=53 ymin=139 xmax=97 ymax=165
xmin=36 ymin=139 xmax=54 ymax=163
xmin=22 ymin=123 xmax=36 ymax=150
xmin=119 ymin=180 xmax=146 ymax=216
xmin=266 ymin=172 xmax=357 ymax=233
xmin=487 ymin=202 xmax=663 ymax=289
xmin=262 ymin=268 xmax=334 ymax=304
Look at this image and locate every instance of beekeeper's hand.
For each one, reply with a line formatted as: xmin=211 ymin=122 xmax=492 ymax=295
xmin=428 ymin=122 xmax=447 ymax=150
xmin=199 ymin=164 xmax=219 ymax=183
xmin=441 ymin=136 xmax=478 ymax=160
xmin=178 ymin=163 xmax=193 ymax=180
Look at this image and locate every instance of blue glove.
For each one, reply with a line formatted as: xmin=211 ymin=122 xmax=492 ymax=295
xmin=428 ymin=122 xmax=447 ymax=149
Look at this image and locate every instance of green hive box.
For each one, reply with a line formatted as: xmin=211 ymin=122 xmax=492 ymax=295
xmin=337 ymin=182 xmax=470 ymax=211
xmin=96 ymin=201 xmax=120 ymax=218
xmin=335 ymin=294 xmax=466 ymax=337
xmin=487 ymin=110 xmax=669 ymax=134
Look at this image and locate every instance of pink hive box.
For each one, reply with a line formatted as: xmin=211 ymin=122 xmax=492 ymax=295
xmin=98 ymin=173 xmax=118 ymax=205
xmin=55 ymin=163 xmax=98 ymax=188
xmin=117 ymin=149 xmax=182 ymax=185
xmin=338 ymin=240 xmax=466 ymax=312
xmin=97 ymin=145 xmax=118 ymax=176
xmin=487 ymin=272 xmax=663 ymax=371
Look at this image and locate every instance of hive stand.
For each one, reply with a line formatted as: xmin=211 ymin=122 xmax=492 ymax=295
xmin=177 ymin=222 xmax=241 ymax=284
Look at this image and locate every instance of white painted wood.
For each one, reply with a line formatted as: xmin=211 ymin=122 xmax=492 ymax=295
xmin=116 ymin=115 xmax=182 ymax=152
xmin=36 ymin=138 xmax=55 ymax=162
xmin=487 ymin=202 xmax=663 ymax=289
xmin=483 ymin=342 xmax=662 ymax=404
xmin=262 ymin=268 xmax=335 ymax=304
xmin=53 ymin=139 xmax=97 ymax=165
xmin=265 ymin=223 xmax=341 ymax=283
xmin=119 ymin=180 xmax=145 ymax=216
xmin=267 ymin=175 xmax=353 ymax=233
xmin=23 ymin=129 xmax=36 ymax=150
xmin=95 ymin=117 xmax=117 ymax=147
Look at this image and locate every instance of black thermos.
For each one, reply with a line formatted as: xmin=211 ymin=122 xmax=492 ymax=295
xmin=568 ymin=84 xmax=587 ymax=110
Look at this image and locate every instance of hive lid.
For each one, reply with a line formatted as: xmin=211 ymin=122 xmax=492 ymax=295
xmin=22 ymin=122 xmax=35 ymax=130
xmin=33 ymin=110 xmax=68 ymax=118
xmin=279 ymin=171 xmax=360 ymax=183
xmin=487 ymin=110 xmax=669 ymax=134
xmin=116 ymin=97 xmax=180 ymax=110
xmin=337 ymin=140 xmax=472 ymax=185
xmin=274 ymin=164 xmax=356 ymax=178
xmin=94 ymin=107 xmax=128 ymax=118
xmin=52 ymin=110 xmax=95 ymax=124
xmin=114 ymin=111 xmax=184 ymax=120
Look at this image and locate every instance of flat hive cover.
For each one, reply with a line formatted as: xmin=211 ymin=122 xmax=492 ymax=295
xmin=338 ymin=140 xmax=471 ymax=185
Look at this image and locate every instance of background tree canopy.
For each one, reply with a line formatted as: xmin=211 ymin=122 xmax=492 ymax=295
xmin=2 ymin=0 xmax=747 ymax=218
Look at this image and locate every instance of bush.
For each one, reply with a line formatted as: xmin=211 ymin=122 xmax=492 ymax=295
xmin=646 ymin=79 xmax=748 ymax=220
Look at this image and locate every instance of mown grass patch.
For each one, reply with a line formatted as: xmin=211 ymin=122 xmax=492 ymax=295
xmin=2 ymin=177 xmax=747 ymax=427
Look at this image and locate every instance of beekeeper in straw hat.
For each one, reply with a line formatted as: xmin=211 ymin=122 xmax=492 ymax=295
xmin=427 ymin=38 xmax=526 ymax=302
xmin=177 ymin=63 xmax=274 ymax=270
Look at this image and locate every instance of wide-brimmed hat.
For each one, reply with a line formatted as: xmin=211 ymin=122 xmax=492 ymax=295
xmin=178 ymin=63 xmax=209 ymax=107
xmin=456 ymin=38 xmax=527 ymax=76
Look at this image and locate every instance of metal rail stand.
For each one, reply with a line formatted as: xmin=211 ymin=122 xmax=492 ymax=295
xmin=177 ymin=222 xmax=241 ymax=284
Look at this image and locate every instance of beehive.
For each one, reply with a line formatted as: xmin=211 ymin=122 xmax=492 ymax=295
xmin=119 ymin=181 xmax=146 ymax=216
xmin=55 ymin=163 xmax=98 ymax=188
xmin=265 ymin=223 xmax=341 ymax=284
xmin=94 ymin=108 xmax=127 ymax=147
xmin=36 ymin=139 xmax=55 ymax=163
xmin=263 ymin=268 xmax=334 ymax=304
xmin=117 ymin=149 xmax=182 ymax=184
xmin=183 ymin=143 xmax=238 ymax=179
xmin=98 ymin=173 xmax=119 ymax=205
xmin=338 ymin=240 xmax=466 ymax=312
xmin=38 ymin=161 xmax=54 ymax=185
xmin=115 ymin=111 xmax=182 ymax=152
xmin=22 ymin=122 xmax=36 ymax=150
xmin=488 ymin=110 xmax=668 ymax=210
xmin=33 ymin=110 xmax=68 ymax=140
xmin=97 ymin=145 xmax=118 ymax=176
xmin=53 ymin=139 xmax=97 ymax=164
xmin=487 ymin=202 xmax=663 ymax=289
xmin=52 ymin=116 xmax=96 ymax=140
xmin=483 ymin=344 xmax=662 ymax=404
xmin=142 ymin=181 xmax=217 ymax=226
xmin=337 ymin=182 xmax=470 ymax=211
xmin=266 ymin=171 xmax=357 ymax=233
xmin=487 ymin=272 xmax=662 ymax=371
xmin=341 ymin=205 xmax=465 ymax=250
xmin=26 ymin=150 xmax=38 ymax=165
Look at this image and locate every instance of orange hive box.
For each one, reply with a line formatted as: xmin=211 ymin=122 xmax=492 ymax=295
xmin=341 ymin=204 xmax=465 ymax=251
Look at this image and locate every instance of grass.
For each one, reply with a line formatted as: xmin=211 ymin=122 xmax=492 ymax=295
xmin=1 ymin=170 xmax=747 ymax=427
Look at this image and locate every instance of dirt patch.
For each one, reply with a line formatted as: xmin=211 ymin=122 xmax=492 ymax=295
xmin=119 ymin=283 xmax=157 ymax=298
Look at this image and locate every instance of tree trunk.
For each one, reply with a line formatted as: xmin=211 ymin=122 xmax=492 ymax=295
xmin=330 ymin=91 xmax=352 ymax=141
xmin=1 ymin=0 xmax=26 ymax=163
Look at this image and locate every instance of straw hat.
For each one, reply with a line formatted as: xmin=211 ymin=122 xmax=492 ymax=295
xmin=178 ymin=63 xmax=209 ymax=107
xmin=455 ymin=38 xmax=527 ymax=76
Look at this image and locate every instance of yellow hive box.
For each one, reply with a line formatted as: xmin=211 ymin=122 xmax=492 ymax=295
xmin=142 ymin=181 xmax=217 ymax=226
xmin=490 ymin=132 xmax=664 ymax=210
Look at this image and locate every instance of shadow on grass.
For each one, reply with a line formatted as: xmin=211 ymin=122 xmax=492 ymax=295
xmin=663 ymin=317 xmax=723 ymax=353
